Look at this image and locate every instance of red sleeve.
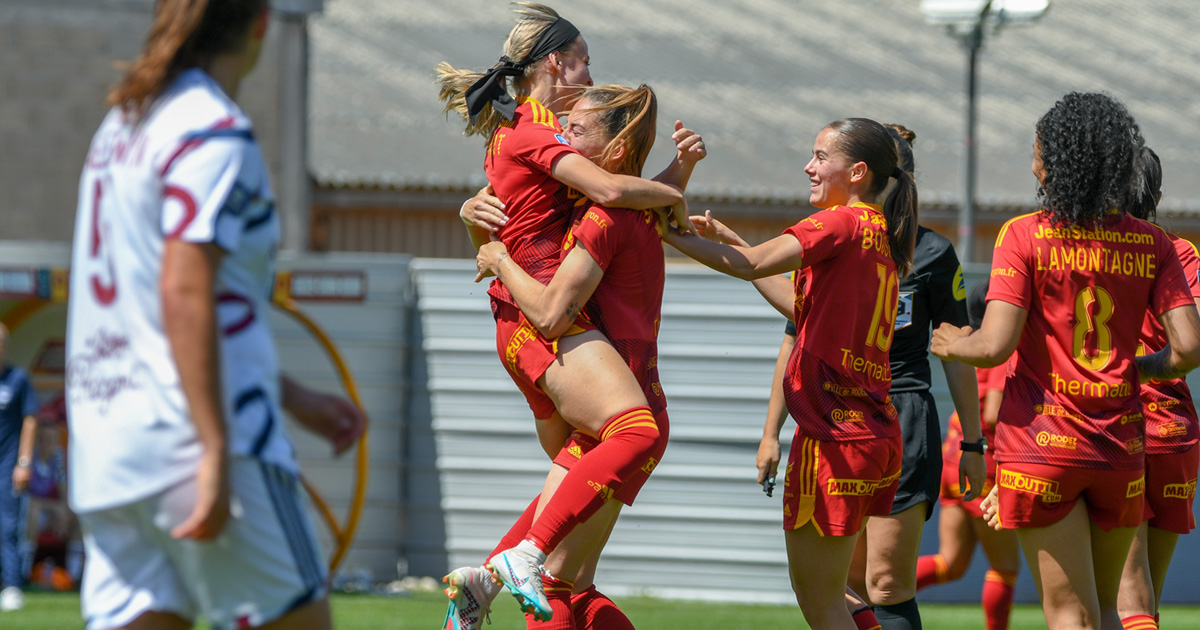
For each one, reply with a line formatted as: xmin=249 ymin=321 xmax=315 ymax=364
xmin=1151 ymin=235 xmax=1193 ymax=316
xmin=783 ymin=208 xmax=855 ymax=268
xmin=986 ymin=216 xmax=1033 ymax=309
xmin=571 ymin=205 xmax=629 ymax=272
xmin=1174 ymin=237 xmax=1200 ymax=300
xmin=507 ymin=121 xmax=578 ymax=176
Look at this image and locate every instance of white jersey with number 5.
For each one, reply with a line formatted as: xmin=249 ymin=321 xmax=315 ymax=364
xmin=67 ymin=69 xmax=294 ymax=514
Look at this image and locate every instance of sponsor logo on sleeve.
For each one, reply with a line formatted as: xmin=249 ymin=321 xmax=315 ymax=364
xmin=953 ymin=266 xmax=966 ymax=300
xmin=554 ymin=133 xmax=569 ymax=145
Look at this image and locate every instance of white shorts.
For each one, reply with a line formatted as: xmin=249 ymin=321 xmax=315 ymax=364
xmin=79 ymin=457 xmax=327 ymax=630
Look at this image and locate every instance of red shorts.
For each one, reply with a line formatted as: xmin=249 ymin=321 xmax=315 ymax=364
xmin=995 ymin=462 xmax=1145 ymax=531
xmin=782 ymin=429 xmax=902 ymax=536
xmin=1143 ymin=445 xmax=1198 ymax=534
xmin=492 ymin=299 xmax=593 ymax=419
xmin=550 ymin=410 xmax=670 ymax=506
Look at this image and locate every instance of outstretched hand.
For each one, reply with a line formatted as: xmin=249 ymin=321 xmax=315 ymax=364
xmin=689 ymin=210 xmax=749 ymax=246
xmin=672 ymin=121 xmax=707 ymax=166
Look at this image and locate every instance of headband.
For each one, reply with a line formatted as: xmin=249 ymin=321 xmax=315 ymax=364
xmin=892 ymin=167 xmax=904 ymax=179
xmin=464 ymin=17 xmax=581 ymax=124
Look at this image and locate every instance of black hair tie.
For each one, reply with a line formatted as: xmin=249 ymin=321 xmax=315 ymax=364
xmin=464 ymin=17 xmax=581 ymax=124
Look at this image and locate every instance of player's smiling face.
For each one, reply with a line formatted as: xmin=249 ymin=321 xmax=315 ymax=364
xmin=563 ymin=98 xmax=610 ymax=164
xmin=804 ymin=127 xmax=854 ymax=208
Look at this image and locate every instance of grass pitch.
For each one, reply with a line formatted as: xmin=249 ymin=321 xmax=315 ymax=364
xmin=6 ymin=591 xmax=1200 ymax=628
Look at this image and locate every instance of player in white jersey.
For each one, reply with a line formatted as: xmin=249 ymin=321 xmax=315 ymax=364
xmin=66 ymin=2 xmax=365 ymax=629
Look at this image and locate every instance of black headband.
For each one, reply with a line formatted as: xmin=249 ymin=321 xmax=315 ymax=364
xmin=892 ymin=166 xmax=904 ymax=179
xmin=464 ymin=17 xmax=581 ymax=124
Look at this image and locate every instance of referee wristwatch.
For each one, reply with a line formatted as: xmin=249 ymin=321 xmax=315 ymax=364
xmin=959 ymin=438 xmax=987 ymax=454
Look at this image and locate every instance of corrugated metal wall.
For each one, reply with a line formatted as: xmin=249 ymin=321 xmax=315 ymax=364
xmin=271 ymin=252 xmax=413 ymax=580
xmin=408 ymin=258 xmax=1200 ymax=605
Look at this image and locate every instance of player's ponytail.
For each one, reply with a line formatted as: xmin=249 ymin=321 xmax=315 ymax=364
xmin=826 ymin=118 xmax=918 ymax=277
xmin=436 ymin=3 xmax=579 ymax=139
xmin=109 ymin=0 xmax=267 ymax=117
xmin=574 ymin=84 xmax=658 ymax=177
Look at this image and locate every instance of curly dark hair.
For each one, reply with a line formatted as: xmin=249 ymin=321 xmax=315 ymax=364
xmin=1034 ymin=92 xmax=1144 ymax=227
xmin=1130 ymin=146 xmax=1161 ymax=224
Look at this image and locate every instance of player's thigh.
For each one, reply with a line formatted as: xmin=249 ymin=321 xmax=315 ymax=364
xmin=785 ymin=524 xmax=860 ymax=608
xmin=1016 ymin=500 xmax=1101 ymax=627
xmin=256 ymin=597 xmax=332 ymax=630
xmin=937 ymin=503 xmax=979 ymax=569
xmin=168 ymin=458 xmax=328 ymax=630
xmin=971 ymin=514 xmax=1019 ymax=575
xmin=539 ymin=331 xmax=648 ymax=435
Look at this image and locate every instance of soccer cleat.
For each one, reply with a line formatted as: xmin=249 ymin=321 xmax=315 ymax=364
xmin=442 ymin=566 xmax=499 ymax=630
xmin=485 ymin=543 xmax=552 ymax=621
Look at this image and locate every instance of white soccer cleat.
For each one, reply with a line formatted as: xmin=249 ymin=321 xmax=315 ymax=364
xmin=0 ymin=587 xmax=23 ymax=612
xmin=485 ymin=542 xmax=552 ymax=621
xmin=442 ymin=565 xmax=500 ymax=630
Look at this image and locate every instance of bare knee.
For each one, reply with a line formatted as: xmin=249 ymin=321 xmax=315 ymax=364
xmin=868 ymin=571 xmax=916 ymax=606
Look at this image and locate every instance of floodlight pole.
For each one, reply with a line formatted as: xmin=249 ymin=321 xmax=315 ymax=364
xmin=959 ymin=20 xmax=985 ymax=264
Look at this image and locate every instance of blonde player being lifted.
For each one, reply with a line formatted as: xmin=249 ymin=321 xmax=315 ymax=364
xmin=67 ymin=2 xmax=365 ymax=629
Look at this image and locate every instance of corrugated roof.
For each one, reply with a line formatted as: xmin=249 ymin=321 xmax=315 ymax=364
xmin=310 ymin=0 xmax=1200 ymax=212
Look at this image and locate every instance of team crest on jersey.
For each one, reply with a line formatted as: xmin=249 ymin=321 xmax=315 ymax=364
xmin=953 ymin=266 xmax=966 ymax=300
xmin=894 ymin=291 xmax=913 ymax=330
xmin=554 ymin=133 xmax=569 ymax=145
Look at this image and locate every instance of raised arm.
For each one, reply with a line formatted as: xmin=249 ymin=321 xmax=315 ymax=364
xmin=689 ymin=210 xmax=794 ymax=318
xmin=476 ymin=240 xmax=603 ymax=340
xmin=551 ymin=153 xmax=694 ymax=235
xmin=652 ymin=120 xmax=707 ymax=192
xmin=664 ymin=226 xmax=803 ymax=286
xmin=931 ymin=300 xmax=1026 ymax=368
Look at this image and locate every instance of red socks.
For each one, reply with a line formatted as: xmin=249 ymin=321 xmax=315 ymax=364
xmin=572 ymin=586 xmax=634 ymax=630
xmin=982 ymin=569 xmax=1017 ymax=630
xmin=915 ymin=554 xmax=949 ymax=591
xmin=525 ymin=575 xmax=575 ymax=629
xmin=853 ymin=605 xmax=882 ymax=630
xmin=1122 ymin=614 xmax=1158 ymax=630
xmin=525 ymin=407 xmax=659 ymax=552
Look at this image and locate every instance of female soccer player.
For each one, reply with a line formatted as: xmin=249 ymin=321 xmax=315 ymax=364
xmin=743 ymin=124 xmax=984 ymax=630
xmin=436 ymin=3 xmax=694 ymax=621
xmin=915 ymin=279 xmax=1021 ymax=630
xmin=1117 ymin=146 xmax=1200 ymax=630
xmin=932 ymin=92 xmax=1200 ymax=630
xmin=665 ymin=117 xmax=917 ymax=630
xmin=471 ymin=83 xmax=696 ymax=630
xmin=66 ymin=2 xmax=366 ymax=629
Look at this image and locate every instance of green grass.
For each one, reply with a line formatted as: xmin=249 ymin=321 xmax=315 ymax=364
xmin=5 ymin=591 xmax=1200 ymax=629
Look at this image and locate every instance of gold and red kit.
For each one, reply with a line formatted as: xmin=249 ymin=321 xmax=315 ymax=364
xmin=987 ymin=212 xmax=1193 ymax=471
xmin=781 ymin=203 xmax=902 ymax=442
xmin=484 ymin=97 xmax=579 ymax=307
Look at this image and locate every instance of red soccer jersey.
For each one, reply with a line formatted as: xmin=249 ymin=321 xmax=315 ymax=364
xmin=564 ymin=204 xmax=667 ymax=413
xmin=1137 ymin=234 xmax=1200 ymax=454
xmin=782 ymin=203 xmax=901 ymax=442
xmin=988 ymin=211 xmax=1193 ymax=470
xmin=484 ymin=97 xmax=580 ymax=306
